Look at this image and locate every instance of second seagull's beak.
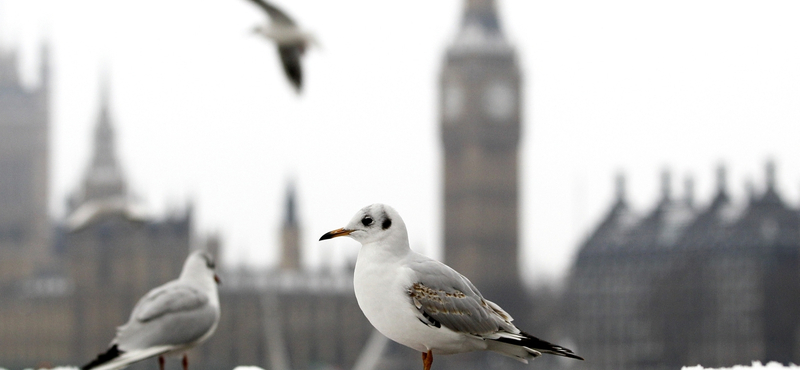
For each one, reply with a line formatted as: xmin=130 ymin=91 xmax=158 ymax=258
xmin=319 ymin=228 xmax=353 ymax=241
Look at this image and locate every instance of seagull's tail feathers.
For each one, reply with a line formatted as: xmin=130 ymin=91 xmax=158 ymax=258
xmin=487 ymin=330 xmax=584 ymax=363
xmin=82 ymin=344 xmax=175 ymax=370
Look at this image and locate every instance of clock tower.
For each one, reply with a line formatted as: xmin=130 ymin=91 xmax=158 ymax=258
xmin=440 ymin=0 xmax=523 ymax=307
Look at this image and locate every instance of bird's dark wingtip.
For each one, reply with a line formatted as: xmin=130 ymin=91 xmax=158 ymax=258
xmin=497 ymin=331 xmax=584 ymax=361
xmin=82 ymin=344 xmax=124 ymax=370
xmin=561 ymin=352 xmax=585 ymax=361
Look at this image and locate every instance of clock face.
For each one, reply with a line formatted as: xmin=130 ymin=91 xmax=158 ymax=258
xmin=483 ymin=82 xmax=515 ymax=122
xmin=443 ymin=83 xmax=464 ymax=122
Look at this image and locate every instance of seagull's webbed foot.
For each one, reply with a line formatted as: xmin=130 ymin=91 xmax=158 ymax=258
xmin=422 ymin=350 xmax=433 ymax=370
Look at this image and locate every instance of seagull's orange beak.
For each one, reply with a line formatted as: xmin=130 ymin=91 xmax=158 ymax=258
xmin=319 ymin=228 xmax=353 ymax=241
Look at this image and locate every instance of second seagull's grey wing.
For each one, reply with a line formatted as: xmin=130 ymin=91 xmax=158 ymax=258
xmin=132 ymin=282 xmax=208 ymax=322
xmin=244 ymin=0 xmax=296 ymax=25
xmin=113 ymin=282 xmax=217 ymax=350
xmin=406 ymin=258 xmax=517 ymax=336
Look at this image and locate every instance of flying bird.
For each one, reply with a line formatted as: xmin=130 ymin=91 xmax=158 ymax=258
xmin=82 ymin=251 xmax=221 ymax=370
xmin=320 ymin=204 xmax=583 ymax=370
xmin=243 ymin=0 xmax=316 ymax=92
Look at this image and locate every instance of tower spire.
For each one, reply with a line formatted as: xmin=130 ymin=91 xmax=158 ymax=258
xmin=615 ymin=172 xmax=627 ymax=206
xmin=451 ymin=0 xmax=511 ymax=51
xmin=684 ymin=174 xmax=694 ymax=207
xmin=280 ymin=180 xmax=301 ymax=270
xmin=709 ymin=163 xmax=730 ymax=207
xmin=660 ymin=169 xmax=672 ymax=203
xmin=716 ymin=163 xmax=728 ymax=196
xmin=462 ymin=0 xmax=501 ymax=33
xmin=765 ymin=159 xmax=776 ymax=192
xmin=76 ymin=78 xmax=127 ymax=206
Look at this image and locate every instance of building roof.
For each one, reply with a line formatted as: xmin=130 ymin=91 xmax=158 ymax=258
xmin=576 ymin=161 xmax=800 ymax=262
xmin=725 ymin=161 xmax=800 ymax=249
xmin=578 ymin=173 xmax=638 ymax=255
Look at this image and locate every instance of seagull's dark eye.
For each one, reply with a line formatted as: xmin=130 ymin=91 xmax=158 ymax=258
xmin=202 ymin=253 xmax=215 ymax=269
xmin=361 ymin=216 xmax=374 ymax=226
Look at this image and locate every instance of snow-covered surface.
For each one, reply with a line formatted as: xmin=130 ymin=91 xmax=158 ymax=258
xmin=9 ymin=367 xmax=268 ymax=370
xmin=7 ymin=361 xmax=798 ymax=370
xmin=683 ymin=362 xmax=800 ymax=369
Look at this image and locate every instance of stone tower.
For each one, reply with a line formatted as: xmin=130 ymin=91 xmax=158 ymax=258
xmin=440 ymin=0 xmax=523 ymax=304
xmin=0 ymin=41 xmax=51 ymax=281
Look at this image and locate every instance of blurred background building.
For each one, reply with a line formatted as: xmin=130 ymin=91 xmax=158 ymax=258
xmin=0 ymin=40 xmax=373 ymax=368
xmin=2 ymin=0 xmax=800 ymax=370
xmin=0 ymin=38 xmax=50 ymax=285
xmin=565 ymin=163 xmax=800 ymax=369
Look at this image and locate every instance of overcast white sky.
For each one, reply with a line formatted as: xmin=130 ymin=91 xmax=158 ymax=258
xmin=1 ymin=0 xmax=799 ymax=286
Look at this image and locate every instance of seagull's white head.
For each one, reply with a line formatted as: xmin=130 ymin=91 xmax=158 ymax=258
xmin=319 ymin=204 xmax=409 ymax=249
xmin=180 ymin=250 xmax=221 ymax=286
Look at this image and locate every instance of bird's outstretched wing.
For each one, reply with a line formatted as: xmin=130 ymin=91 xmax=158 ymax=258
xmin=244 ymin=0 xmax=296 ymax=25
xmin=278 ymin=45 xmax=303 ymax=91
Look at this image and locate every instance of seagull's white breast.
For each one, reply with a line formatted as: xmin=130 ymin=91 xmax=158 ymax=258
xmin=353 ymin=246 xmax=481 ymax=355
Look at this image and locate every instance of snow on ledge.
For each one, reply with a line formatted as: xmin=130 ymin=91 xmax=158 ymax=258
xmin=683 ymin=362 xmax=800 ymax=369
xmin=10 ymin=367 xmax=267 ymax=370
xmin=10 ymin=363 xmax=796 ymax=370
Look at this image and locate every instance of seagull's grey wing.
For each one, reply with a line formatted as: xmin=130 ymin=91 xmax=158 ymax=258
xmin=244 ymin=0 xmax=296 ymax=25
xmin=406 ymin=259 xmax=517 ymax=336
xmin=114 ymin=282 xmax=218 ymax=350
xmin=278 ymin=45 xmax=303 ymax=91
xmin=132 ymin=282 xmax=208 ymax=322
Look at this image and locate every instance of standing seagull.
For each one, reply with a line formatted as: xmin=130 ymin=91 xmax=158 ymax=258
xmin=320 ymin=204 xmax=583 ymax=370
xmin=82 ymin=251 xmax=221 ymax=370
xmin=243 ymin=0 xmax=316 ymax=92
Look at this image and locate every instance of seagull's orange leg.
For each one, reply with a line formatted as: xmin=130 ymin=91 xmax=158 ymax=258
xmin=422 ymin=350 xmax=433 ymax=370
xmin=158 ymin=356 xmax=165 ymax=370
xmin=182 ymin=354 xmax=189 ymax=370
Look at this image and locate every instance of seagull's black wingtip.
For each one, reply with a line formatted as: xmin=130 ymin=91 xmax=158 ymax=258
xmin=82 ymin=344 xmax=124 ymax=370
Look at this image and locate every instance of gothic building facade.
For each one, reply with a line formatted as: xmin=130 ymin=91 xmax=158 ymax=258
xmin=565 ymin=163 xmax=800 ymax=369
xmin=0 ymin=70 xmax=198 ymax=367
xmin=58 ymin=87 xmax=197 ymax=364
xmin=0 ymin=64 xmax=373 ymax=368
